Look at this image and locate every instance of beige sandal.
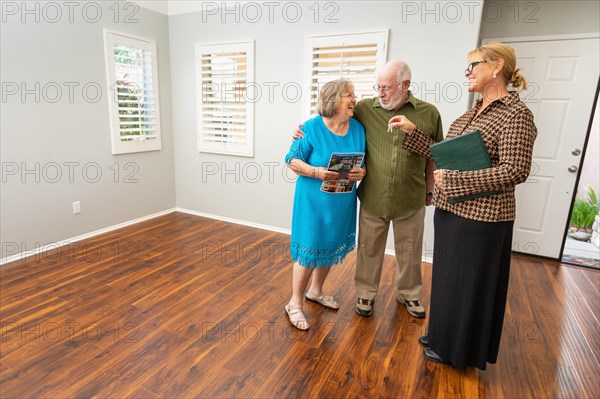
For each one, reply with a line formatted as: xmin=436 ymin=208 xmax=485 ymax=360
xmin=305 ymin=292 xmax=339 ymax=310
xmin=285 ymin=304 xmax=310 ymax=330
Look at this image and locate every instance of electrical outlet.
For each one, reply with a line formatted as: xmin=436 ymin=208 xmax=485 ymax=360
xmin=73 ymin=201 xmax=81 ymax=214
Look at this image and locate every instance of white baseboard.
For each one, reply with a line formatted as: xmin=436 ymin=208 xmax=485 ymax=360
xmin=175 ymin=207 xmax=292 ymax=235
xmin=2 ymin=207 xmax=433 ymax=266
xmin=178 ymin=208 xmax=433 ymax=264
xmin=1 ymin=208 xmax=177 ymax=266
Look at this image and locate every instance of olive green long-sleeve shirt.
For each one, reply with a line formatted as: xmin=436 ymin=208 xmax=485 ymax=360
xmin=353 ymin=92 xmax=443 ymax=220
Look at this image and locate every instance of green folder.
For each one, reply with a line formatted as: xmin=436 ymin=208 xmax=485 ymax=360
xmin=430 ymin=130 xmax=501 ymax=204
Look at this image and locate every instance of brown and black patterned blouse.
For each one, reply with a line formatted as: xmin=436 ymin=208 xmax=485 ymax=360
xmin=402 ymin=91 xmax=538 ymax=223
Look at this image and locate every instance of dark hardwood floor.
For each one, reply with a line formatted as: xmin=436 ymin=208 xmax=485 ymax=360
xmin=1 ymin=212 xmax=598 ymax=398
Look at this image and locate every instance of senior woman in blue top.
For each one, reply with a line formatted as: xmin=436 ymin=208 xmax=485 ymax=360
xmin=284 ymin=79 xmax=366 ymax=330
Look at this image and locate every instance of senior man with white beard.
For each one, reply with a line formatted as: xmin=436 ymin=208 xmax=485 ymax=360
xmin=351 ymin=59 xmax=444 ymax=318
xmin=295 ymin=60 xmax=444 ymax=318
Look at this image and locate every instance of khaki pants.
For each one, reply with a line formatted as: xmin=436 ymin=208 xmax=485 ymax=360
xmin=355 ymin=206 xmax=425 ymax=301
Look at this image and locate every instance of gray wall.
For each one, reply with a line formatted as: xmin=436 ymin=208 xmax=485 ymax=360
xmin=480 ymin=0 xmax=600 ymax=41
xmin=1 ymin=2 xmax=175 ymax=260
xmin=169 ymin=0 xmax=485 ymax=257
xmin=7 ymin=1 xmax=595 ymax=263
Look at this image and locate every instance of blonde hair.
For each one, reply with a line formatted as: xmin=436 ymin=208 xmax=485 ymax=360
xmin=468 ymin=42 xmax=527 ymax=91
xmin=317 ymin=79 xmax=354 ymax=117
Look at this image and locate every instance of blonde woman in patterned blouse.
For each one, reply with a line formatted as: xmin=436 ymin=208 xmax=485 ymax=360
xmin=388 ymin=42 xmax=538 ymax=370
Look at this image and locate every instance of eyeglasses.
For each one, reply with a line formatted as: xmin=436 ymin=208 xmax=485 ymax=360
xmin=373 ymin=83 xmax=401 ymax=94
xmin=465 ymin=61 xmax=485 ymax=74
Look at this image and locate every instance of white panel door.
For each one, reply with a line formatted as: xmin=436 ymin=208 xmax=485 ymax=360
xmin=505 ymin=37 xmax=599 ymax=258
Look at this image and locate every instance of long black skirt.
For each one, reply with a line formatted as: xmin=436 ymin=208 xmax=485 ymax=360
xmin=428 ymin=208 xmax=514 ymax=370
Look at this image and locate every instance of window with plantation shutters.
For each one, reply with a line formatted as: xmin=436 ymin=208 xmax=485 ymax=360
xmin=196 ymin=41 xmax=255 ymax=157
xmin=304 ymin=31 xmax=388 ymax=119
xmin=103 ymin=30 xmax=161 ymax=155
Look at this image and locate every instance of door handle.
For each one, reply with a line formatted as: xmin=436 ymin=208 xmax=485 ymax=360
xmin=572 ymin=149 xmax=581 ymax=156
xmin=568 ymin=165 xmax=578 ymax=173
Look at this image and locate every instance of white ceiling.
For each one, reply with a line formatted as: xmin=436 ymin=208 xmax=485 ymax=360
xmin=133 ymin=1 xmax=168 ymax=15
xmin=134 ymin=1 xmax=272 ymax=16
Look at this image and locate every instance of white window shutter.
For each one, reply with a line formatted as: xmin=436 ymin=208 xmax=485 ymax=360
xmin=104 ymin=30 xmax=162 ymax=155
xmin=196 ymin=41 xmax=255 ymax=157
xmin=304 ymin=31 xmax=388 ymax=119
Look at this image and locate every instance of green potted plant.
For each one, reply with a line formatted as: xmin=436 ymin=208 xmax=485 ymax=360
xmin=569 ymin=186 xmax=599 ymax=242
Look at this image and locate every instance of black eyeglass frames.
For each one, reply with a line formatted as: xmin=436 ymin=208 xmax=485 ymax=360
xmin=465 ymin=61 xmax=485 ymax=74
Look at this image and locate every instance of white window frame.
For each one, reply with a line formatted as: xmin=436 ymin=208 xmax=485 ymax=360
xmin=304 ymin=30 xmax=389 ymax=120
xmin=195 ymin=41 xmax=255 ymax=157
xmin=103 ymin=30 xmax=162 ymax=155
